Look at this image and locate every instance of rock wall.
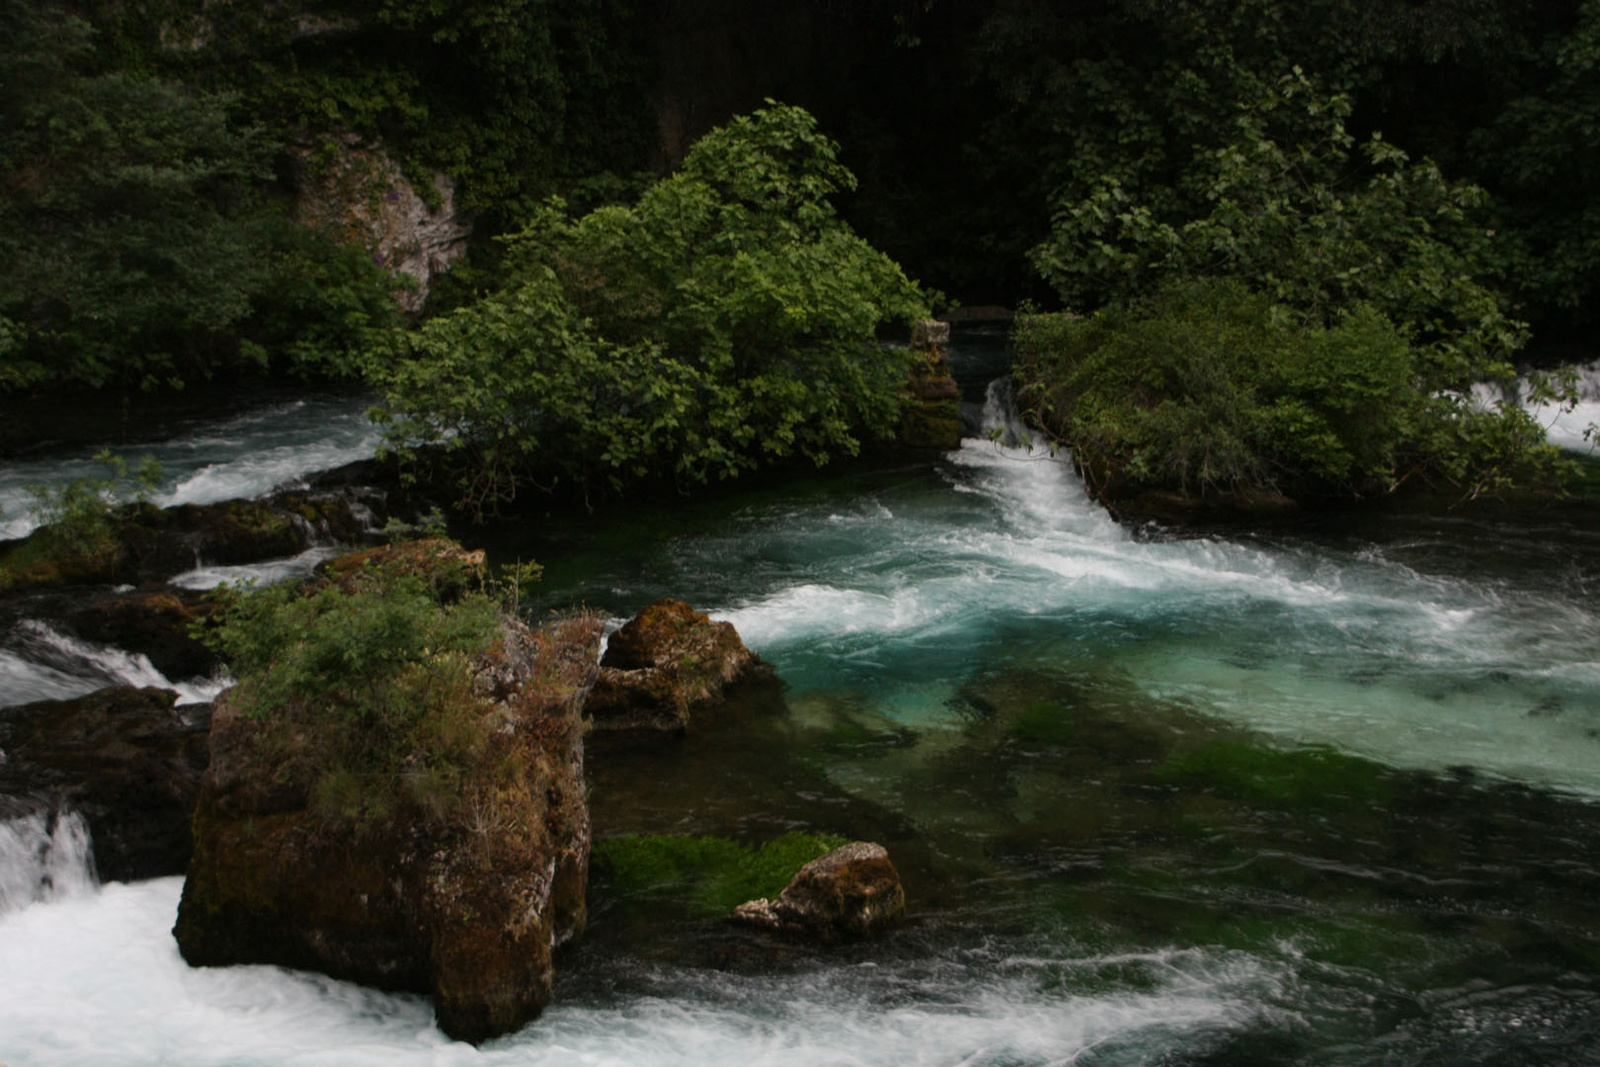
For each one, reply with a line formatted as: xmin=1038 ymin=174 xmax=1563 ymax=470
xmin=293 ymin=134 xmax=472 ymax=313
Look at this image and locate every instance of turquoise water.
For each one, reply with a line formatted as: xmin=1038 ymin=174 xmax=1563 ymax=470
xmin=3 ymin=339 xmax=1600 ymax=1062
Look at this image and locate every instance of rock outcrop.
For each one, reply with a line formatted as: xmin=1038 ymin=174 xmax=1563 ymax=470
xmin=293 ymin=134 xmax=472 ymax=312
xmin=172 ymin=567 xmax=603 ymax=1043
xmin=66 ymin=591 xmax=220 ymax=680
xmin=899 ymin=319 xmax=962 ymax=451
xmin=0 ymin=686 xmax=212 ymax=882
xmin=730 ymin=841 xmax=906 ymax=942
xmin=0 ymin=489 xmax=378 ymax=594
xmin=585 ymin=598 xmax=772 ymax=734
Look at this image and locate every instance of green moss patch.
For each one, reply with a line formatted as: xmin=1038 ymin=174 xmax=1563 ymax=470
xmin=1008 ymin=699 xmax=1075 ymax=746
xmin=592 ymin=831 xmax=849 ymax=917
xmin=1155 ymin=739 xmax=1392 ymax=810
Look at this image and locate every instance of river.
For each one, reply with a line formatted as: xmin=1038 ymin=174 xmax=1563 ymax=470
xmin=2 ymin=331 xmax=1599 ymax=1065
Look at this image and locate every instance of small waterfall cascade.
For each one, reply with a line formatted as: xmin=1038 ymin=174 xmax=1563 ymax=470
xmin=0 ymin=808 xmax=97 ymax=916
xmin=977 ymin=377 xmax=1035 ymax=449
xmin=0 ymin=619 xmax=227 ymax=710
xmin=1474 ymin=361 xmax=1600 ymax=453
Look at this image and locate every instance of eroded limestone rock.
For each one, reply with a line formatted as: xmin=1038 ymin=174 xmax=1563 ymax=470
xmin=730 ymin=841 xmax=906 ymax=942
xmin=585 ymin=598 xmax=771 ymax=734
xmin=293 ymin=134 xmax=471 ymax=312
xmin=173 ymin=598 xmax=603 ymax=1044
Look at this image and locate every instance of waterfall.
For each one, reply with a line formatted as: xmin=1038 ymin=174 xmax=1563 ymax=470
xmin=1475 ymin=361 xmax=1600 ymax=454
xmin=0 ymin=620 xmax=227 ymax=710
xmin=0 ymin=808 xmax=97 ymax=916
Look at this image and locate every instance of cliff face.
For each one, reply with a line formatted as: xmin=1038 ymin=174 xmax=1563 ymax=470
xmin=173 ymin=608 xmax=602 ymax=1044
xmin=292 ymin=135 xmax=472 ymax=313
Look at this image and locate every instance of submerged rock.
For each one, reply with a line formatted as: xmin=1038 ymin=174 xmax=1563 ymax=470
xmin=730 ymin=841 xmax=906 ymax=942
xmin=0 ymin=685 xmax=211 ymax=882
xmin=173 ymin=597 xmax=603 ymax=1044
xmin=585 ymin=598 xmax=771 ymax=735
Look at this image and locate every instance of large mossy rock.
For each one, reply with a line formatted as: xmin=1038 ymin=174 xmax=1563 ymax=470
xmin=730 ymin=841 xmax=906 ymax=942
xmin=0 ymin=685 xmax=212 ymax=882
xmin=172 ymin=609 xmax=602 ymax=1044
xmin=586 ymin=598 xmax=771 ymax=735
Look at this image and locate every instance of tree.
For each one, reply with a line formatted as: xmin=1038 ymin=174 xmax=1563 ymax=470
xmin=368 ymin=104 xmax=930 ymax=513
xmin=0 ymin=4 xmax=399 ymax=393
xmin=1017 ymin=71 xmax=1564 ymax=505
xmin=1030 ymin=68 xmax=1525 ymax=382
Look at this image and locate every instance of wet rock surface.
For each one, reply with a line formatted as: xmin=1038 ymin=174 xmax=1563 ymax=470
xmin=65 ymin=590 xmax=220 ymax=680
xmin=586 ymin=598 xmax=772 ymax=735
xmin=0 ymin=685 xmax=211 ymax=882
xmin=0 ymin=488 xmax=384 ymax=595
xmin=730 ymin=841 xmax=906 ymax=942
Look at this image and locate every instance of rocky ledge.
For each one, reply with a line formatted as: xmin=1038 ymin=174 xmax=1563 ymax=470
xmin=0 ymin=685 xmax=211 ymax=882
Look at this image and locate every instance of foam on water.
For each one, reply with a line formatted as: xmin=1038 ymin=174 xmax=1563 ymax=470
xmin=0 ymin=393 xmax=380 ymax=541
xmin=0 ymin=620 xmax=227 ymax=709
xmin=0 ymin=810 xmax=96 ymax=916
xmin=167 ymin=545 xmax=345 ymax=591
xmin=0 ymin=878 xmax=1291 ymax=1067
xmin=707 ymin=382 xmax=1600 ymax=793
xmin=1474 ymin=362 xmax=1600 ymax=455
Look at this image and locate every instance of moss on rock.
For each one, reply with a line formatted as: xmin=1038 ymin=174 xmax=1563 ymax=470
xmin=172 ymin=543 xmax=602 ymax=1044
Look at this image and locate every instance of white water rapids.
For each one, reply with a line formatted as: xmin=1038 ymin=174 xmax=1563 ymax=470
xmin=1 ymin=364 xmax=1598 ymax=1064
xmin=0 ymin=392 xmax=382 ymax=541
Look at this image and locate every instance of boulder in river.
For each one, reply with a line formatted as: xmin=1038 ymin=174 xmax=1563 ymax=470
xmin=172 ymin=603 xmax=602 ymax=1044
xmin=585 ymin=598 xmax=772 ymax=734
xmin=0 ymin=685 xmax=212 ymax=882
xmin=730 ymin=841 xmax=906 ymax=942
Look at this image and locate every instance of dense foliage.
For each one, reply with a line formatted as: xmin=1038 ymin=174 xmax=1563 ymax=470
xmin=369 ymin=104 xmax=930 ymax=512
xmin=0 ymin=5 xmax=401 ymax=393
xmin=88 ymin=0 xmax=652 ymax=216
xmin=201 ymin=548 xmax=509 ymax=822
xmin=1010 ymin=59 xmax=1574 ymax=505
xmin=1016 ymin=281 xmax=1559 ymax=504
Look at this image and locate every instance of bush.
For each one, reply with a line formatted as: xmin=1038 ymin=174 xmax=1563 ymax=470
xmin=200 ymin=547 xmax=509 ymax=823
xmin=0 ymin=452 xmax=161 ymax=591
xmin=1029 ymin=69 xmax=1525 ymax=383
xmin=367 ymin=103 xmax=930 ymax=514
xmin=1015 ymin=279 xmax=1563 ymax=502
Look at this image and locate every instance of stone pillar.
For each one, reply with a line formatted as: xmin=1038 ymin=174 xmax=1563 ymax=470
xmin=898 ymin=320 xmax=961 ymax=450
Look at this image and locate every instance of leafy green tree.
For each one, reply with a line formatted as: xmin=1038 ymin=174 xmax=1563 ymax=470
xmin=1015 ymin=280 xmax=1559 ymax=504
xmin=1017 ymin=68 xmax=1567 ymax=506
xmin=369 ymin=104 xmax=930 ymax=513
xmin=0 ymin=4 xmax=400 ymax=392
xmin=1472 ymin=0 xmax=1600 ymax=329
xmin=1030 ymin=69 xmax=1525 ymax=381
xmin=90 ymin=0 xmax=652 ymax=217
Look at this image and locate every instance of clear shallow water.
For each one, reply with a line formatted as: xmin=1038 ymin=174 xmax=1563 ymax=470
xmin=3 ymin=342 xmax=1600 ymax=1063
xmin=522 ymin=426 xmax=1600 ymax=796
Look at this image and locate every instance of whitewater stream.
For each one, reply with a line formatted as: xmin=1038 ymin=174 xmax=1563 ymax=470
xmin=3 ymin=333 xmax=1600 ymax=1065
